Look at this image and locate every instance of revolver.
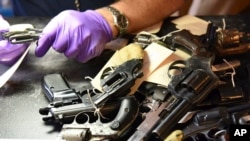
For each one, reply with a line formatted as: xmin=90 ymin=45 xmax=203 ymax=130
xmin=150 ymin=29 xmax=220 ymax=140
xmin=201 ymin=22 xmax=250 ymax=56
xmin=94 ymin=59 xmax=143 ymax=107
xmin=60 ymin=95 xmax=139 ymax=141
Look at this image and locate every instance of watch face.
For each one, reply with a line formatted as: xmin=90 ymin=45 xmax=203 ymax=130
xmin=117 ymin=15 xmax=128 ymax=29
xmin=107 ymin=6 xmax=129 ymax=36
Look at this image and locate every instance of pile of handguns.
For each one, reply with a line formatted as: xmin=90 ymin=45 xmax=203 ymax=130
xmin=39 ymin=23 xmax=250 ymax=141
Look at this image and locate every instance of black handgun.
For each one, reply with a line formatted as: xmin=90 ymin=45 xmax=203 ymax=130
xmin=40 ymin=73 xmax=81 ymax=106
xmin=151 ymin=29 xmax=220 ymax=140
xmin=94 ymin=59 xmax=143 ymax=107
xmin=39 ymin=73 xmax=120 ymax=123
xmin=60 ymin=95 xmax=139 ymax=141
xmin=181 ymin=103 xmax=250 ymax=141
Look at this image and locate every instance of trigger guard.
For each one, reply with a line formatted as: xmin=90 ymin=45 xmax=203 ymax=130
xmin=74 ymin=112 xmax=91 ymax=124
xmin=101 ymin=66 xmax=116 ymax=80
xmin=168 ymin=60 xmax=186 ymax=78
xmin=61 ymin=96 xmax=139 ymax=140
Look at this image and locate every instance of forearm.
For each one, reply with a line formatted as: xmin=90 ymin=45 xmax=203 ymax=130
xmin=96 ymin=0 xmax=185 ymax=37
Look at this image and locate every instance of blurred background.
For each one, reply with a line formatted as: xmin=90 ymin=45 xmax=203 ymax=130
xmin=0 ymin=0 xmax=13 ymax=17
xmin=0 ymin=0 xmax=249 ymax=17
xmin=178 ymin=0 xmax=250 ymax=16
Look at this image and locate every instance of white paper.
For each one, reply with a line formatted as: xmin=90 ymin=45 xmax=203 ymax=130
xmin=0 ymin=43 xmax=32 ymax=88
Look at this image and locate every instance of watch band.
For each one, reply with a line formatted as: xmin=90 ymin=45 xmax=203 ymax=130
xmin=106 ymin=6 xmax=129 ymax=37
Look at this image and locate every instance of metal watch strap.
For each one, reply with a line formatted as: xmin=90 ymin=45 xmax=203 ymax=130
xmin=106 ymin=6 xmax=128 ymax=37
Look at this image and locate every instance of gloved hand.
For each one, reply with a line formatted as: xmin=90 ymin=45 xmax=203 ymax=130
xmin=0 ymin=15 xmax=30 ymax=66
xmin=36 ymin=10 xmax=113 ymax=63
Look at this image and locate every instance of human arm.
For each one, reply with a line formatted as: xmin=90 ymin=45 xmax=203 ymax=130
xmin=35 ymin=0 xmax=185 ymax=63
xmin=96 ymin=0 xmax=185 ymax=38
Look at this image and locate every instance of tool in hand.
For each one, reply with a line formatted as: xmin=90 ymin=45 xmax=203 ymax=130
xmin=1 ymin=24 xmax=43 ymax=44
xmin=0 ymin=24 xmax=42 ymax=88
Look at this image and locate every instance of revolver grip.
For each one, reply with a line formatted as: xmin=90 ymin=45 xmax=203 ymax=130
xmin=110 ymin=95 xmax=139 ymax=131
xmin=171 ymin=29 xmax=214 ymax=58
xmin=61 ymin=96 xmax=140 ymax=140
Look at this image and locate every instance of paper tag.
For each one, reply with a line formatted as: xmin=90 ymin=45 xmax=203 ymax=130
xmin=129 ymin=42 xmax=174 ymax=94
xmin=145 ymin=49 xmax=190 ymax=86
xmin=171 ymin=15 xmax=209 ymax=35
xmin=0 ymin=43 xmax=32 ymax=88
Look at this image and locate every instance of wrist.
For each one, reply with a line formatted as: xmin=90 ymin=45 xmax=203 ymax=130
xmin=96 ymin=6 xmax=129 ymax=38
xmin=106 ymin=6 xmax=129 ymax=38
xmin=96 ymin=9 xmax=118 ymax=38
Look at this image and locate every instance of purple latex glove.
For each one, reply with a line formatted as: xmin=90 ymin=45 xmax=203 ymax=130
xmin=0 ymin=15 xmax=30 ymax=66
xmin=36 ymin=10 xmax=113 ymax=63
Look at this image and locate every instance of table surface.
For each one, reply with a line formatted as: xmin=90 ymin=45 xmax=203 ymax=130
xmin=0 ymin=15 xmax=250 ymax=140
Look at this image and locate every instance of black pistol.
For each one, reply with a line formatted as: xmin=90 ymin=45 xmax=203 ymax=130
xmin=39 ymin=73 xmax=120 ymax=123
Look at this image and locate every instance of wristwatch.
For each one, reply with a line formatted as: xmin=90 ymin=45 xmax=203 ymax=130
xmin=106 ymin=6 xmax=129 ymax=37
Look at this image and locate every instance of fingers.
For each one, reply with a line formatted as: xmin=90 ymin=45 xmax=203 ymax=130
xmin=35 ymin=11 xmax=76 ymax=57
xmin=34 ymin=10 xmax=112 ymax=63
xmin=35 ymin=17 xmax=60 ymax=57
